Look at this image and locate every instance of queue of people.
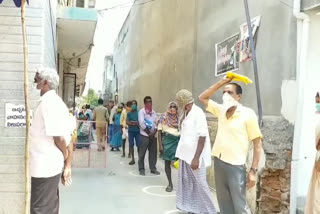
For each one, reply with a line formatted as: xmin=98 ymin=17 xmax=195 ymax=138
xmin=29 ymin=67 xmax=265 ymax=214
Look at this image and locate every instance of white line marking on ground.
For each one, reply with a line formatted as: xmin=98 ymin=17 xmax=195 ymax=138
xmin=164 ymin=210 xmax=185 ymax=214
xmin=142 ymin=186 xmax=176 ymax=197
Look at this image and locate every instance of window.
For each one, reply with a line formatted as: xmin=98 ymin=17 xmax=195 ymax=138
xmin=76 ymin=0 xmax=85 ymax=8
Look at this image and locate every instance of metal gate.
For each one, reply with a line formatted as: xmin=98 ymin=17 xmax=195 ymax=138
xmin=72 ymin=120 xmax=108 ymax=168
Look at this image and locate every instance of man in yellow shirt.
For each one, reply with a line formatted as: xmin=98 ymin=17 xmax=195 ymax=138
xmin=199 ymin=76 xmax=263 ymax=214
xmin=93 ymin=99 xmax=109 ymax=151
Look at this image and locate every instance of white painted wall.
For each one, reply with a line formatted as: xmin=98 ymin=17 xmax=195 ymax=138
xmin=294 ymin=9 xmax=320 ymax=209
xmin=281 ymin=80 xmax=297 ymax=124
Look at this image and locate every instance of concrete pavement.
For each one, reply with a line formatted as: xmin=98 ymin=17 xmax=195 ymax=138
xmin=60 ymin=142 xmax=218 ymax=214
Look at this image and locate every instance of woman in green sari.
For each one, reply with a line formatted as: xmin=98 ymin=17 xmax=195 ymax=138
xmin=158 ymin=101 xmax=180 ymax=192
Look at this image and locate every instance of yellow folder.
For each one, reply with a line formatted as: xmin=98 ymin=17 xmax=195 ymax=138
xmin=226 ymin=72 xmax=253 ymax=85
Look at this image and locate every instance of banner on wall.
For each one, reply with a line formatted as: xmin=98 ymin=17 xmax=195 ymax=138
xmin=215 ymin=33 xmax=240 ymax=76
xmin=239 ymin=16 xmax=261 ymax=62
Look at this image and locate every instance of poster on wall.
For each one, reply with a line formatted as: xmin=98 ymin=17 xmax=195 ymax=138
xmin=215 ymin=33 xmax=240 ymax=76
xmin=239 ymin=16 xmax=261 ymax=62
xmin=5 ymin=103 xmax=32 ymax=128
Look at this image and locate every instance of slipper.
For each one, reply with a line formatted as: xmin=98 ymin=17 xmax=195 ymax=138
xmin=165 ymin=185 xmax=173 ymax=192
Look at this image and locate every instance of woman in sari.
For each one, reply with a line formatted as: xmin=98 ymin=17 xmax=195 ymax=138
xmin=110 ymin=106 xmax=123 ymax=151
xmin=305 ymin=93 xmax=320 ymax=213
xmin=158 ymin=101 xmax=180 ymax=192
xmin=77 ymin=111 xmax=94 ymax=149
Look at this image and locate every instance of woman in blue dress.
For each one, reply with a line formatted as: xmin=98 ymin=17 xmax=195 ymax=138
xmin=110 ymin=106 xmax=123 ymax=151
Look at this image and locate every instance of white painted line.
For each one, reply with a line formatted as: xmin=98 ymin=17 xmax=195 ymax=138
xmin=164 ymin=210 xmax=184 ymax=214
xmin=142 ymin=185 xmax=176 ymax=197
xmin=129 ymin=170 xmax=160 ymax=177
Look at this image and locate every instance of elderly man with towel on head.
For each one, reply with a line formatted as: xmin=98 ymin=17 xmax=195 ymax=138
xmin=175 ymin=89 xmax=216 ymax=214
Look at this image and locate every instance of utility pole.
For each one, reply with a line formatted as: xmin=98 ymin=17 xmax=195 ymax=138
xmin=243 ymin=0 xmax=263 ymax=126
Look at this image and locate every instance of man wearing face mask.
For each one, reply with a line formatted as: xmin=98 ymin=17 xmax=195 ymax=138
xmin=199 ymin=77 xmax=263 ymax=214
xmin=138 ymin=96 xmax=160 ymax=175
xmin=30 ymin=68 xmax=74 ymax=214
xmin=127 ymin=100 xmax=140 ymax=165
xmin=175 ymin=89 xmax=216 ymax=214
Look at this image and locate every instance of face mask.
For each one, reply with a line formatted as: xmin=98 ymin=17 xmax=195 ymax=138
xmin=32 ymin=82 xmax=38 ymax=89
xmin=145 ymin=103 xmax=152 ymax=109
xmin=132 ymin=105 xmax=137 ymax=111
xmin=117 ymin=109 xmax=122 ymax=113
xmin=222 ymin=92 xmax=239 ymax=111
xmin=79 ymin=115 xmax=84 ymax=119
xmin=316 ymin=103 xmax=320 ymax=112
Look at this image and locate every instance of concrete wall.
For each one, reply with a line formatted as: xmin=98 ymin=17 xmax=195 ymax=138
xmin=43 ymin=0 xmax=57 ymax=68
xmin=113 ymin=0 xmax=297 ymax=116
xmin=194 ymin=0 xmax=297 ymax=116
xmin=0 ymin=1 xmax=57 ymax=213
xmin=302 ymin=0 xmax=320 ymax=10
xmin=113 ymin=0 xmax=196 ymax=111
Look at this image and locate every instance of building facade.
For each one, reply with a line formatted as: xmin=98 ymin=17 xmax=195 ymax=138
xmin=102 ymin=55 xmax=114 ymax=104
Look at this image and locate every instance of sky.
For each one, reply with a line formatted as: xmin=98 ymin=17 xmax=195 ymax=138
xmin=84 ymin=0 xmax=134 ymax=95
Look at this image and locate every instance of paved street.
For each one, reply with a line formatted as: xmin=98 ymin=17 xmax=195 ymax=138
xmin=60 ymin=140 xmax=218 ymax=214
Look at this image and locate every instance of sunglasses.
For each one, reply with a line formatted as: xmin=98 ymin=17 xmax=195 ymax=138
xmin=169 ymin=105 xmax=177 ymax=109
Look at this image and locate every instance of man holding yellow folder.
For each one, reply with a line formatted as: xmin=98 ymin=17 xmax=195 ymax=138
xmin=199 ymin=75 xmax=262 ymax=214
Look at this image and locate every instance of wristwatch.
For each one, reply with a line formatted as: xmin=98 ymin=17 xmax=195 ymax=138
xmin=250 ymin=167 xmax=258 ymax=173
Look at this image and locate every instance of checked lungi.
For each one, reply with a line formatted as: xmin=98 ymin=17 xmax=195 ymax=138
xmin=176 ymin=160 xmax=216 ymax=214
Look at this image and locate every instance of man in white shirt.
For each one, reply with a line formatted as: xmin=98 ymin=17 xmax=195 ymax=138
xmin=29 ymin=68 xmax=74 ymax=214
xmin=175 ymin=89 xmax=216 ymax=214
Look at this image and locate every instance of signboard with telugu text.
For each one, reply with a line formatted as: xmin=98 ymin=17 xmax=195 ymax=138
xmin=5 ymin=103 xmax=33 ymax=128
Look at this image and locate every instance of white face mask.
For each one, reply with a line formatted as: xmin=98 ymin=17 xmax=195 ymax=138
xmin=222 ymin=92 xmax=239 ymax=112
xmin=32 ymin=82 xmax=38 ymax=89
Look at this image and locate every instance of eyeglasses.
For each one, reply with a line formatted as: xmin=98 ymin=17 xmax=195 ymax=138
xmin=169 ymin=105 xmax=177 ymax=109
xmin=145 ymin=100 xmax=152 ymax=103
